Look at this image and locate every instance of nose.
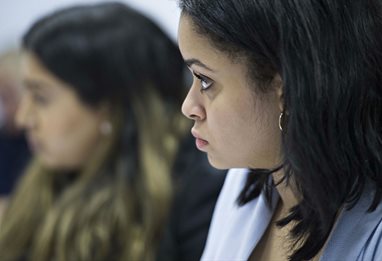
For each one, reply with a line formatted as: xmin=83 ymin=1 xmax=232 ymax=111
xmin=181 ymin=83 xmax=206 ymax=121
xmin=15 ymin=94 xmax=36 ymax=130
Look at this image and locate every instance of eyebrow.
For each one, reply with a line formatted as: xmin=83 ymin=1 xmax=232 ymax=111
xmin=23 ymin=79 xmax=50 ymax=92
xmin=185 ymin=58 xmax=216 ymax=72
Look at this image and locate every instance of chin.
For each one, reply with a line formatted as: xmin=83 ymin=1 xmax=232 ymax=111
xmin=207 ymin=154 xmax=231 ymax=170
xmin=38 ymin=155 xmax=72 ymax=171
xmin=38 ymin=156 xmax=59 ymax=169
xmin=207 ymin=153 xmax=254 ymax=170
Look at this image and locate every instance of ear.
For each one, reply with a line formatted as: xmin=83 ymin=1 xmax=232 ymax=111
xmin=97 ymin=101 xmax=113 ymax=120
xmin=272 ymin=74 xmax=284 ymax=112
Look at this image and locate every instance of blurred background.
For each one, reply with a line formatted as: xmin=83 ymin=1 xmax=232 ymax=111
xmin=0 ymin=0 xmax=180 ymax=53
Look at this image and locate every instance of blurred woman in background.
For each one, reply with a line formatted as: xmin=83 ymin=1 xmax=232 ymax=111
xmin=0 ymin=3 xmax=187 ymax=260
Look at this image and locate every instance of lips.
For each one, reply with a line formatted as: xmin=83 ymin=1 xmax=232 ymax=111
xmin=191 ymin=129 xmax=209 ymax=150
xmin=195 ymin=138 xmax=209 ymax=150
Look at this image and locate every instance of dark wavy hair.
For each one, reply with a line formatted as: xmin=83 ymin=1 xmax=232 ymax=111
xmin=23 ymin=2 xmax=184 ymax=108
xmin=178 ymin=0 xmax=382 ymax=260
xmin=0 ymin=2 xmax=186 ymax=261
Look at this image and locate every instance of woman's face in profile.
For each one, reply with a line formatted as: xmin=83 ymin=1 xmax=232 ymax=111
xmin=16 ymin=53 xmax=107 ymax=170
xmin=178 ymin=15 xmax=282 ymax=169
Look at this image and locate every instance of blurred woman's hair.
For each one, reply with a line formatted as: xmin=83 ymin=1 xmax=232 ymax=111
xmin=0 ymin=2 xmax=187 ymax=260
xmin=179 ymin=0 xmax=382 ymax=260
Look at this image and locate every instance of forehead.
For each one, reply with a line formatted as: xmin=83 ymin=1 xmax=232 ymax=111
xmin=178 ymin=15 xmax=258 ymax=93
xmin=21 ymin=52 xmax=72 ymax=92
xmin=23 ymin=53 xmax=55 ymax=82
xmin=178 ymin=15 xmax=235 ymax=70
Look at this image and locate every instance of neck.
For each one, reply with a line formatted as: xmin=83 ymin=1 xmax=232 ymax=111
xmin=272 ymin=170 xmax=299 ymax=213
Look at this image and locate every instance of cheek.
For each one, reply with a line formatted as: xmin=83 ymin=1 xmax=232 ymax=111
xmin=242 ymin=100 xmax=282 ymax=167
xmin=210 ymin=96 xmax=281 ymax=168
xmin=40 ymin=111 xmax=101 ymax=167
xmin=208 ymin=101 xmax=255 ymax=154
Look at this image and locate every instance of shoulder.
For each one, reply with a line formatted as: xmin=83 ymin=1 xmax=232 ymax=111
xmin=201 ymin=168 xmax=278 ymax=261
xmin=359 ymin=211 xmax=382 ymax=260
xmin=322 ymin=183 xmax=382 ymax=261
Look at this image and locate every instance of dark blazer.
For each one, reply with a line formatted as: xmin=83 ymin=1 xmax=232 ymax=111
xmin=156 ymin=135 xmax=227 ymax=261
xmin=0 ymin=132 xmax=30 ymax=195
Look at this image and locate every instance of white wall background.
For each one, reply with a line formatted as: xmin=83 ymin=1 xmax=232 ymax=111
xmin=0 ymin=0 xmax=181 ymax=53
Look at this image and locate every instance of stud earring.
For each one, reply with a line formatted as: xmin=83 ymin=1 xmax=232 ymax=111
xmin=100 ymin=121 xmax=112 ymax=135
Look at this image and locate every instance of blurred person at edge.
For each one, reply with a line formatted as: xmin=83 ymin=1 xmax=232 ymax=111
xmin=0 ymin=50 xmax=30 ymax=218
xmin=0 ymin=2 xmax=225 ymax=261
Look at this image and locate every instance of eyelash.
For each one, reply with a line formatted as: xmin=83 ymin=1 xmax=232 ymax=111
xmin=193 ymin=73 xmax=213 ymax=92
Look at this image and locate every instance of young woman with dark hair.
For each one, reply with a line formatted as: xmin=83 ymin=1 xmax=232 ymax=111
xmin=177 ymin=0 xmax=382 ymax=260
xmin=0 ymin=3 xmax=202 ymax=260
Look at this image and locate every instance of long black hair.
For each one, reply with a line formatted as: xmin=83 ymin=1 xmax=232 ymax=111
xmin=178 ymin=0 xmax=382 ymax=260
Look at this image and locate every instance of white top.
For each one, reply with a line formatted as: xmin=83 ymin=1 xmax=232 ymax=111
xmin=201 ymin=169 xmax=382 ymax=261
xmin=201 ymin=168 xmax=278 ymax=261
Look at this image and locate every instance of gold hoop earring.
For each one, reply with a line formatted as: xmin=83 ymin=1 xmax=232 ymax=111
xmin=279 ymin=112 xmax=284 ymax=131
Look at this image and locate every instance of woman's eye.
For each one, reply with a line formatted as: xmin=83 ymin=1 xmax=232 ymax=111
xmin=32 ymin=93 xmax=50 ymax=106
xmin=194 ymin=73 xmax=213 ymax=91
xmin=200 ymin=78 xmax=213 ymax=90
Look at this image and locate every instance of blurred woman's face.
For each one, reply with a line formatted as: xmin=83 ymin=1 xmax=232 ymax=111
xmin=16 ymin=52 xmax=108 ymax=170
